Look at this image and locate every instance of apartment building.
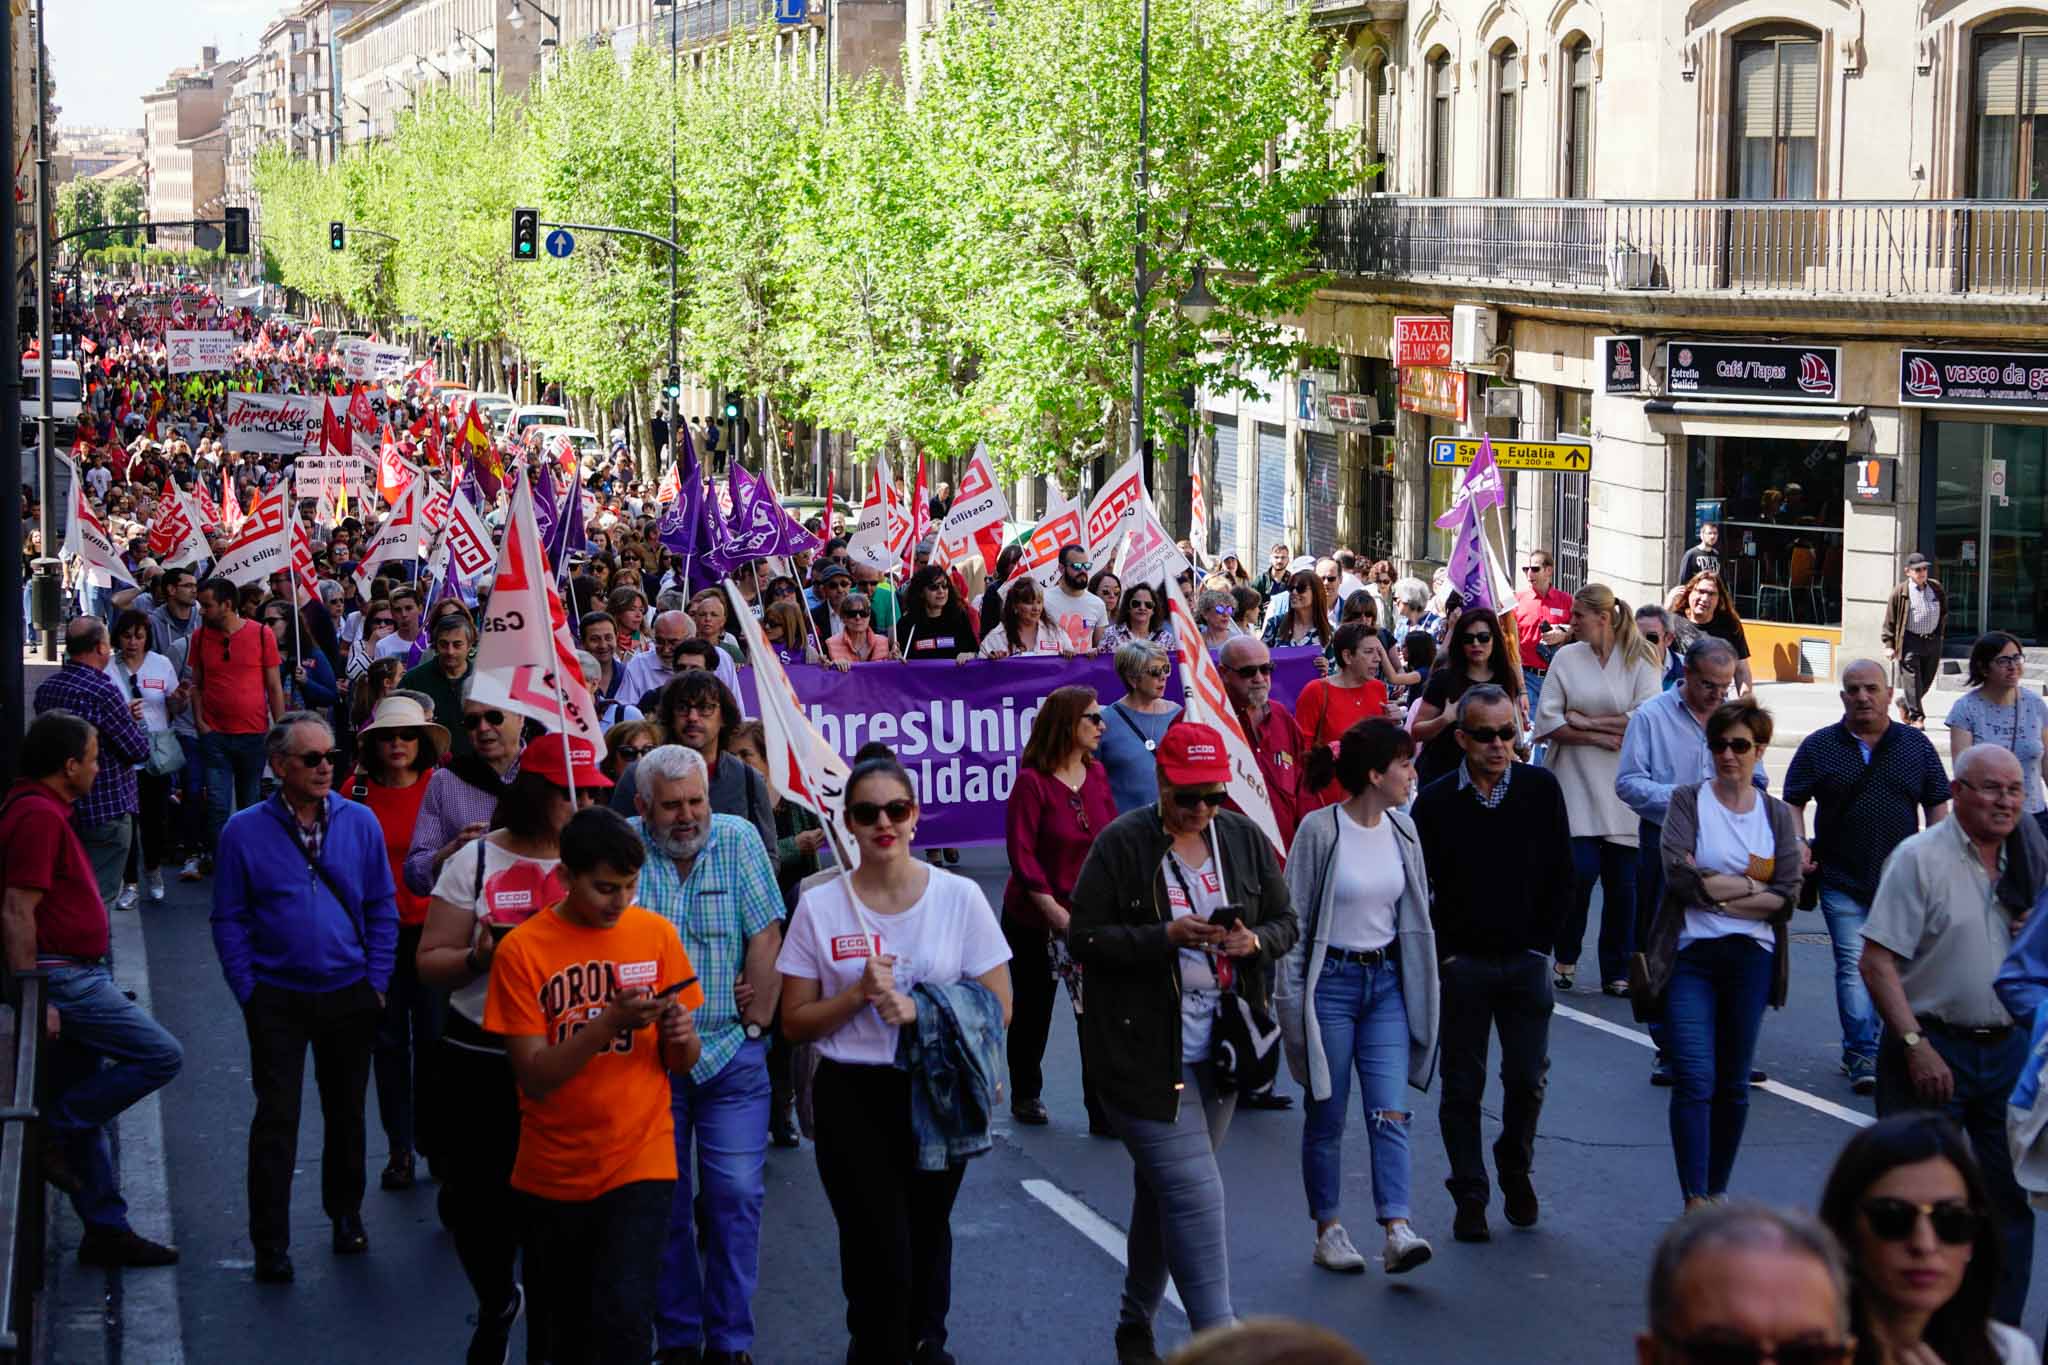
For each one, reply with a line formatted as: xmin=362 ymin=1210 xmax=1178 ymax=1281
xmin=563 ymin=0 xmax=902 ymax=90
xmin=337 ymin=0 xmax=549 ymax=147
xmin=141 ymin=47 xmax=243 ymax=249
xmin=225 ymin=13 xmax=316 ymax=247
xmin=1197 ymin=0 xmax=2048 ymax=679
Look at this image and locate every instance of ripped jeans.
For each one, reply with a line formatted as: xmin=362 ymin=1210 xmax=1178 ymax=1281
xmin=1302 ymin=956 xmax=1412 ymax=1223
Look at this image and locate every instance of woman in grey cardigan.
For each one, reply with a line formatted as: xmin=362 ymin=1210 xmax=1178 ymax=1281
xmin=1629 ymin=697 xmax=1804 ymax=1211
xmin=1276 ymin=718 xmax=1440 ymax=1277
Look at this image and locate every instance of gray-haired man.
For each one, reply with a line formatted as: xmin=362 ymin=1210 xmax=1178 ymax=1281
xmin=1636 ymin=1203 xmax=1853 ymax=1365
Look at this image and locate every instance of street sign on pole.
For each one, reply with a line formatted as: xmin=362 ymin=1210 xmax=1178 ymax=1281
xmin=1429 ymin=437 xmax=1593 ymax=473
xmin=545 ymin=228 xmax=574 ymax=259
xmin=774 ymin=0 xmax=805 ymax=21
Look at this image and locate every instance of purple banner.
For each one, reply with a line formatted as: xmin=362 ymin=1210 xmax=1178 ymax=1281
xmin=734 ymin=646 xmax=1325 ymax=847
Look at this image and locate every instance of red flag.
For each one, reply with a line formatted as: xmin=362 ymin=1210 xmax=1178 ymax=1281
xmin=906 ymin=452 xmax=932 ymax=573
xmin=657 ymin=462 xmax=680 ymax=506
xmin=823 ymin=470 xmax=834 ymax=541
xmin=193 ymin=478 xmax=224 ymax=531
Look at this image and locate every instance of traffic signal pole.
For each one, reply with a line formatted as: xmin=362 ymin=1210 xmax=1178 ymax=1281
xmin=31 ymin=0 xmax=55 ymax=659
xmin=0 ymin=0 xmax=21 ymax=774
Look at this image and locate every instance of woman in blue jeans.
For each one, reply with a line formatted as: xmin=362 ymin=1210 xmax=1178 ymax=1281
xmin=1633 ymin=697 xmax=1804 ymax=1209
xmin=1278 ymin=718 xmax=1440 ymax=1276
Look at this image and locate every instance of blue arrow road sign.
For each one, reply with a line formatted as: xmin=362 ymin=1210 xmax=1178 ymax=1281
xmin=775 ymin=0 xmax=805 ymax=22
xmin=545 ymin=228 xmax=574 ymax=259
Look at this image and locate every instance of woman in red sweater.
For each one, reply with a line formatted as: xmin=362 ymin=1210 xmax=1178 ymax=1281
xmin=1297 ymin=624 xmax=1405 ymax=811
xmin=350 ymin=693 xmax=447 ymax=1191
xmin=1004 ymin=684 xmax=1119 ymax=1133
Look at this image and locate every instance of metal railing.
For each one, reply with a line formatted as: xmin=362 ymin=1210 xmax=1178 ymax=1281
xmin=612 ymin=0 xmax=783 ymax=52
xmin=1304 ymin=197 xmax=2048 ymax=300
xmin=0 ymin=973 xmax=47 ymax=1364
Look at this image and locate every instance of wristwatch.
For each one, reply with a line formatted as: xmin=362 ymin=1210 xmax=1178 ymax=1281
xmin=1902 ymin=1029 xmax=1924 ymax=1048
xmin=743 ymin=1022 xmax=765 ymax=1041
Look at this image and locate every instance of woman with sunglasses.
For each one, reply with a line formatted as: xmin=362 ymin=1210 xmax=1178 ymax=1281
xmin=1632 ymin=697 xmax=1803 ymax=1210
xmin=778 ymin=751 xmax=1014 ymax=1364
xmin=1194 ymin=587 xmax=1244 ymax=653
xmin=600 ymin=718 xmax=662 ymax=784
xmin=1068 ymin=722 xmax=1298 ymax=1360
xmin=1100 ymin=641 xmax=1183 ymax=815
xmin=1409 ymin=608 xmax=1524 ymax=790
xmin=897 ymin=565 xmax=980 ymax=662
xmin=417 ymin=736 xmax=609 ymax=1363
xmin=349 ymin=694 xmax=449 ymax=1194
xmin=1101 ymin=582 xmax=1175 ymax=652
xmin=1263 ymin=569 xmax=1333 ymax=652
xmin=348 ymin=598 xmax=398 ymax=682
xmin=1819 ymin=1114 xmax=2036 ymax=1365
xmin=761 ymin=599 xmax=818 ymax=666
xmin=261 ymin=598 xmax=339 ymax=717
xmin=1089 ymin=569 xmax=1124 ymax=623
xmin=980 ymin=578 xmax=1073 ymax=659
xmin=823 ymin=590 xmax=897 ymax=666
xmin=402 ymin=685 xmax=527 ymax=899
xmin=1946 ymin=632 xmax=2048 ymax=815
xmin=1666 ymin=571 xmax=1755 ymax=698
xmin=1004 ymin=686 xmax=1119 ymax=1131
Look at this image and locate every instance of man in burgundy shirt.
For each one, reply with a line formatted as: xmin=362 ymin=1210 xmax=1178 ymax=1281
xmin=0 ymin=712 xmax=182 ymax=1268
xmin=1514 ymin=548 xmax=1574 ymax=722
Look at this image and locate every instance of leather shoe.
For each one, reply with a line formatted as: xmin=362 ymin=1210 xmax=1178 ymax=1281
xmin=380 ymin=1150 xmax=415 ymax=1191
xmin=1242 ymin=1087 xmax=1293 ymax=1111
xmin=332 ymin=1213 xmax=369 ymax=1255
xmin=77 ymin=1226 xmax=179 ymax=1268
xmin=1012 ymin=1098 xmax=1050 ymax=1125
xmin=1500 ymin=1170 xmax=1539 ymax=1228
xmin=1452 ymin=1198 xmax=1490 ymax=1243
xmin=253 ymin=1248 xmax=295 ymax=1283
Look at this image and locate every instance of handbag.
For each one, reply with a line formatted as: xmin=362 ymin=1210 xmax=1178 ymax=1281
xmin=116 ymin=658 xmax=186 ymax=777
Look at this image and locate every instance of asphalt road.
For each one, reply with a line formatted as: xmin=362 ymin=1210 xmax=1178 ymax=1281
xmin=45 ymin=827 xmax=2048 ymax=1365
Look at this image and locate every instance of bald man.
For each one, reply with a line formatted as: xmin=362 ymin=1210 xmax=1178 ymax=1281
xmin=1785 ymin=659 xmax=1951 ymax=1096
xmin=1861 ymin=742 xmax=2045 ymax=1324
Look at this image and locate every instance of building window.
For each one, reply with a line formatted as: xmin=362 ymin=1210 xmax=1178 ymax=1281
xmin=1364 ymin=56 xmax=1392 ymax=193
xmin=1493 ymin=46 xmax=1520 ymax=197
xmin=1564 ymin=38 xmax=1593 ymax=197
xmin=1428 ymin=50 xmax=1452 ymax=197
xmin=1730 ymin=29 xmax=1819 ymax=199
xmin=1972 ymin=26 xmax=2048 ymax=199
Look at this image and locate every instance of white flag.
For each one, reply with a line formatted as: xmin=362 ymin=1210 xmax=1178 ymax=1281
xmin=468 ymin=473 xmax=607 ymax=764
xmin=350 ymin=476 xmax=429 ymax=598
xmin=724 ymin=579 xmax=860 ymax=870
xmin=442 ymin=482 xmax=498 ymax=584
xmin=1083 ymin=453 xmax=1147 ymax=564
xmin=931 ymin=442 xmax=1010 ymax=570
xmin=63 ymin=470 xmax=138 ymax=589
xmin=1114 ymin=495 xmax=1191 ymax=590
xmin=1162 ymin=573 xmax=1284 ymax=854
xmin=846 ymin=453 xmax=906 ymax=574
xmin=1189 ymin=461 xmax=1211 ymax=568
xmin=212 ymin=483 xmax=291 ymax=587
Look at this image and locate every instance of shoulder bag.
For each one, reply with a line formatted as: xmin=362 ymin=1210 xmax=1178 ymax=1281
xmin=1167 ymin=838 xmax=1280 ymax=1096
xmin=114 ymin=659 xmax=186 ymax=777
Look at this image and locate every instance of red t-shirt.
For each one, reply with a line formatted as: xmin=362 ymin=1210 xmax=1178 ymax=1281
xmin=1515 ymin=587 xmax=1573 ymax=671
xmin=190 ymin=618 xmax=281 ymax=735
xmin=356 ymin=777 xmax=436 ymax=927
xmin=1293 ymin=677 xmax=1390 ymax=750
xmin=0 ymin=780 xmax=110 ymax=959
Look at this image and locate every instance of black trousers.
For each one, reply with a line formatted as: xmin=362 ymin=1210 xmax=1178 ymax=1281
xmin=435 ymin=1037 xmax=542 ymax=1349
xmin=1438 ymin=951 xmax=1554 ymax=1206
xmin=241 ymin=980 xmax=379 ymax=1253
xmin=1898 ymin=631 xmax=1941 ymax=720
xmin=814 ymin=1059 xmax=967 ymax=1364
xmin=1002 ymin=915 xmax=1104 ymax=1125
xmin=518 ymin=1179 xmax=672 ymax=1365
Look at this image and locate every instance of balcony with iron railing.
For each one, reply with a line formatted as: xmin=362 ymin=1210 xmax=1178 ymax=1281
xmin=1304 ymin=197 xmax=2048 ymax=312
xmin=614 ymin=0 xmax=787 ymax=53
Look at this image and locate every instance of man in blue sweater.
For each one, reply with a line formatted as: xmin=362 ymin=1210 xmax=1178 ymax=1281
xmin=212 ymin=710 xmax=398 ymax=1285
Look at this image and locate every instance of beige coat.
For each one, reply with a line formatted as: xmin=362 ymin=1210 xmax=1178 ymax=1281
xmin=1531 ymin=640 xmax=1660 ymax=844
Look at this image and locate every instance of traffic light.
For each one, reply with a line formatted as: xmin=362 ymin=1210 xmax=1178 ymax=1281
xmin=663 ymin=367 xmax=681 ymax=400
xmin=329 ymin=220 xmax=346 ymax=252
xmin=224 ymin=206 xmax=250 ymax=256
xmin=512 ymin=207 xmax=538 ymax=261
xmin=721 ymin=392 xmax=743 ymax=421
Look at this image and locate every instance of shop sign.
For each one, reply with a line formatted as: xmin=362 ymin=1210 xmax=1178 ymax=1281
xmin=1397 ymin=366 xmax=1467 ymax=422
xmin=1323 ymin=392 xmax=1380 ymax=429
xmin=1599 ymin=335 xmax=1644 ymax=394
xmin=1393 ymin=315 xmax=1453 ymax=369
xmin=1429 ymin=437 xmax=1591 ymax=473
xmin=1666 ymin=341 xmax=1840 ymax=403
xmin=1846 ymin=457 xmax=1896 ymax=505
xmin=1898 ymin=348 xmax=2048 ymax=414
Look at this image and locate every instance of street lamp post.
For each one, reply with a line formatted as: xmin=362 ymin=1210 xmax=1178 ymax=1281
xmin=654 ymin=0 xmax=681 ymax=476
xmin=446 ymin=27 xmax=496 ymax=131
xmin=504 ymin=0 xmax=561 ymax=43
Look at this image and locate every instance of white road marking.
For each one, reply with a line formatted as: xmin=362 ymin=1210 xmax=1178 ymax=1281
xmin=109 ymin=905 xmax=187 ymax=1363
xmin=1022 ymin=1178 xmax=1184 ymax=1315
xmin=1553 ymin=1003 xmax=1872 ymax=1129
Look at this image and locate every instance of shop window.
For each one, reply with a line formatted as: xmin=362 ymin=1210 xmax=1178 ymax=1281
xmin=1687 ymin=435 xmax=1843 ymax=626
xmin=1493 ymin=46 xmax=1520 ymax=197
xmin=1971 ymin=24 xmax=2048 ymax=200
xmin=1428 ymin=50 xmax=1452 ymax=196
xmin=1730 ymin=27 xmax=1819 ymax=200
xmin=1564 ymin=38 xmax=1594 ymax=198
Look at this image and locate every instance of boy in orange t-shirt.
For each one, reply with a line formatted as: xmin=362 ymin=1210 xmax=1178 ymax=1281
xmin=485 ymin=807 xmax=703 ymax=1365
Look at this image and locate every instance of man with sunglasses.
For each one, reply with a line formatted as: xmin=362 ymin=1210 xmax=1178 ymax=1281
xmin=1513 ymin=550 xmax=1573 ymax=720
xmin=1861 ymin=743 xmax=2044 ymax=1324
xmin=1636 ymin=1202 xmax=1855 ymax=1365
xmin=212 ymin=711 xmax=399 ymax=1283
xmin=1218 ymin=637 xmax=1305 ymax=854
xmin=1044 ymin=543 xmax=1108 ymax=651
xmin=1413 ymin=684 xmax=1573 ymax=1244
xmin=1787 ymin=660 xmax=1952 ymax=1097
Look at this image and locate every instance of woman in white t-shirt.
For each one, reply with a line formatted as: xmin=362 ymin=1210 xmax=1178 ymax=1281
xmin=108 ymin=608 xmax=183 ymax=906
xmin=1279 ymin=718 xmax=1439 ymax=1278
xmin=1635 ymin=697 xmax=1803 ymax=1211
xmin=778 ymin=751 xmax=1012 ymax=1365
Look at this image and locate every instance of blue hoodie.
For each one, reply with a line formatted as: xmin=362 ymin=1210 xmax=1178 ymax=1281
xmin=212 ymin=794 xmax=399 ymax=1003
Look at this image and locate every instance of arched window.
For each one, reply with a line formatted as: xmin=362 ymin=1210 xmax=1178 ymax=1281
xmin=1564 ymin=37 xmax=1594 ymax=197
xmin=1428 ymin=49 xmax=1453 ymax=196
xmin=1364 ymin=53 xmax=1393 ymax=193
xmin=1971 ymin=17 xmax=2048 ymax=199
xmin=1494 ymin=45 xmax=1521 ymax=197
xmin=1730 ymin=25 xmax=1819 ymax=200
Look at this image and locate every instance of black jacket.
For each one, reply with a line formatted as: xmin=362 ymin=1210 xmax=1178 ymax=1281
xmin=1069 ymin=806 xmax=1298 ymax=1123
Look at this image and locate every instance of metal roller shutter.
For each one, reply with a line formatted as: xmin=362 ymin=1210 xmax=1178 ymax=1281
xmin=1306 ymin=432 xmax=1340 ymax=559
xmin=1209 ymin=415 xmax=1240 ymax=561
xmin=1256 ymin=422 xmax=1286 ymax=559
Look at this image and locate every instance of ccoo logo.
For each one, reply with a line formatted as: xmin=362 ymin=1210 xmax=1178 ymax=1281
xmin=1904 ymin=356 xmax=1942 ymax=399
xmin=1798 ymin=351 xmax=1834 ymax=395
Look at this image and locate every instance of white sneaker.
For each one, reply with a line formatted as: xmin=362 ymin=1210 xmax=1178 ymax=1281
xmin=146 ymin=869 xmax=166 ymax=902
xmin=178 ymin=857 xmax=202 ymax=883
xmin=1313 ymin=1223 xmax=1367 ymax=1273
xmin=114 ymin=884 xmax=140 ymax=912
xmin=1383 ymin=1222 xmax=1433 ymax=1275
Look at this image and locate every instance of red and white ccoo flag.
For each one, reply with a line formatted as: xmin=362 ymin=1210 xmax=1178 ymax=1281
xmin=212 ymin=484 xmax=291 ymax=586
xmin=1162 ymin=574 xmax=1284 ymax=854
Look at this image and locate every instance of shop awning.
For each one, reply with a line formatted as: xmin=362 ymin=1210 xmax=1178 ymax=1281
xmin=1643 ymin=400 xmax=1866 ymax=443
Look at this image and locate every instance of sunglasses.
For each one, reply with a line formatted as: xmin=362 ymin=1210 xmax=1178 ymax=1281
xmin=1641 ymin=631 xmax=1665 ymax=645
xmin=848 ymin=798 xmax=916 ymax=827
xmin=293 ymin=748 xmax=344 ymax=769
xmin=1461 ymin=632 xmax=1494 ymax=646
xmin=369 ymin=617 xmax=394 ymax=629
xmin=1707 ymin=737 xmax=1755 ymax=755
xmin=463 ymin=709 xmax=508 ymax=729
xmin=1860 ymin=1197 xmax=1983 ymax=1245
xmin=842 ymin=609 xmax=871 ymax=620
xmin=1654 ymin=1335 xmax=1854 ymax=1365
xmin=1320 ymin=574 xmax=1338 ymax=583
xmin=1081 ymin=711 xmax=1106 ymax=726
xmin=1232 ymin=663 xmax=1274 ymax=679
xmin=1142 ymin=666 xmax=1171 ymax=680
xmin=1128 ymin=599 xmax=1154 ymax=611
xmin=377 ymin=728 xmax=423 ymax=744
xmin=1064 ymin=559 xmax=1092 ymax=572
xmin=1172 ymin=790 xmax=1229 ymax=810
xmin=1521 ymin=564 xmax=1547 ymax=575
xmin=615 ymin=744 xmax=652 ymax=761
xmin=1460 ymin=725 xmax=1518 ymax=744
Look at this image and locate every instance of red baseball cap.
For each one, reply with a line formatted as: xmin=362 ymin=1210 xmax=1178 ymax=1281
xmin=519 ymin=731 xmax=613 ymax=789
xmin=1157 ymin=722 xmax=1231 ymax=786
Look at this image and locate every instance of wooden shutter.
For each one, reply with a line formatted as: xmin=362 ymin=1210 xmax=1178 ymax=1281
xmin=1979 ymin=35 xmax=2021 ymax=117
xmin=1735 ymin=43 xmax=1779 ymax=138
xmin=1780 ymin=41 xmax=1820 ymax=137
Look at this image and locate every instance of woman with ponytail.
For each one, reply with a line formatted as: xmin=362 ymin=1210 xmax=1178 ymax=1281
xmin=1532 ymin=584 xmax=1663 ymax=995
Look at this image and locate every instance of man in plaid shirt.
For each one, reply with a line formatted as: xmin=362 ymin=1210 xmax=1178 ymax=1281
xmin=631 ymin=745 xmax=783 ymax=1365
xmin=33 ymin=618 xmax=151 ymax=908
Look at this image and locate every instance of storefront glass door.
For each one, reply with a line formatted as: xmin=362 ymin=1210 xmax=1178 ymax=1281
xmin=1926 ymin=421 xmax=2048 ymax=646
